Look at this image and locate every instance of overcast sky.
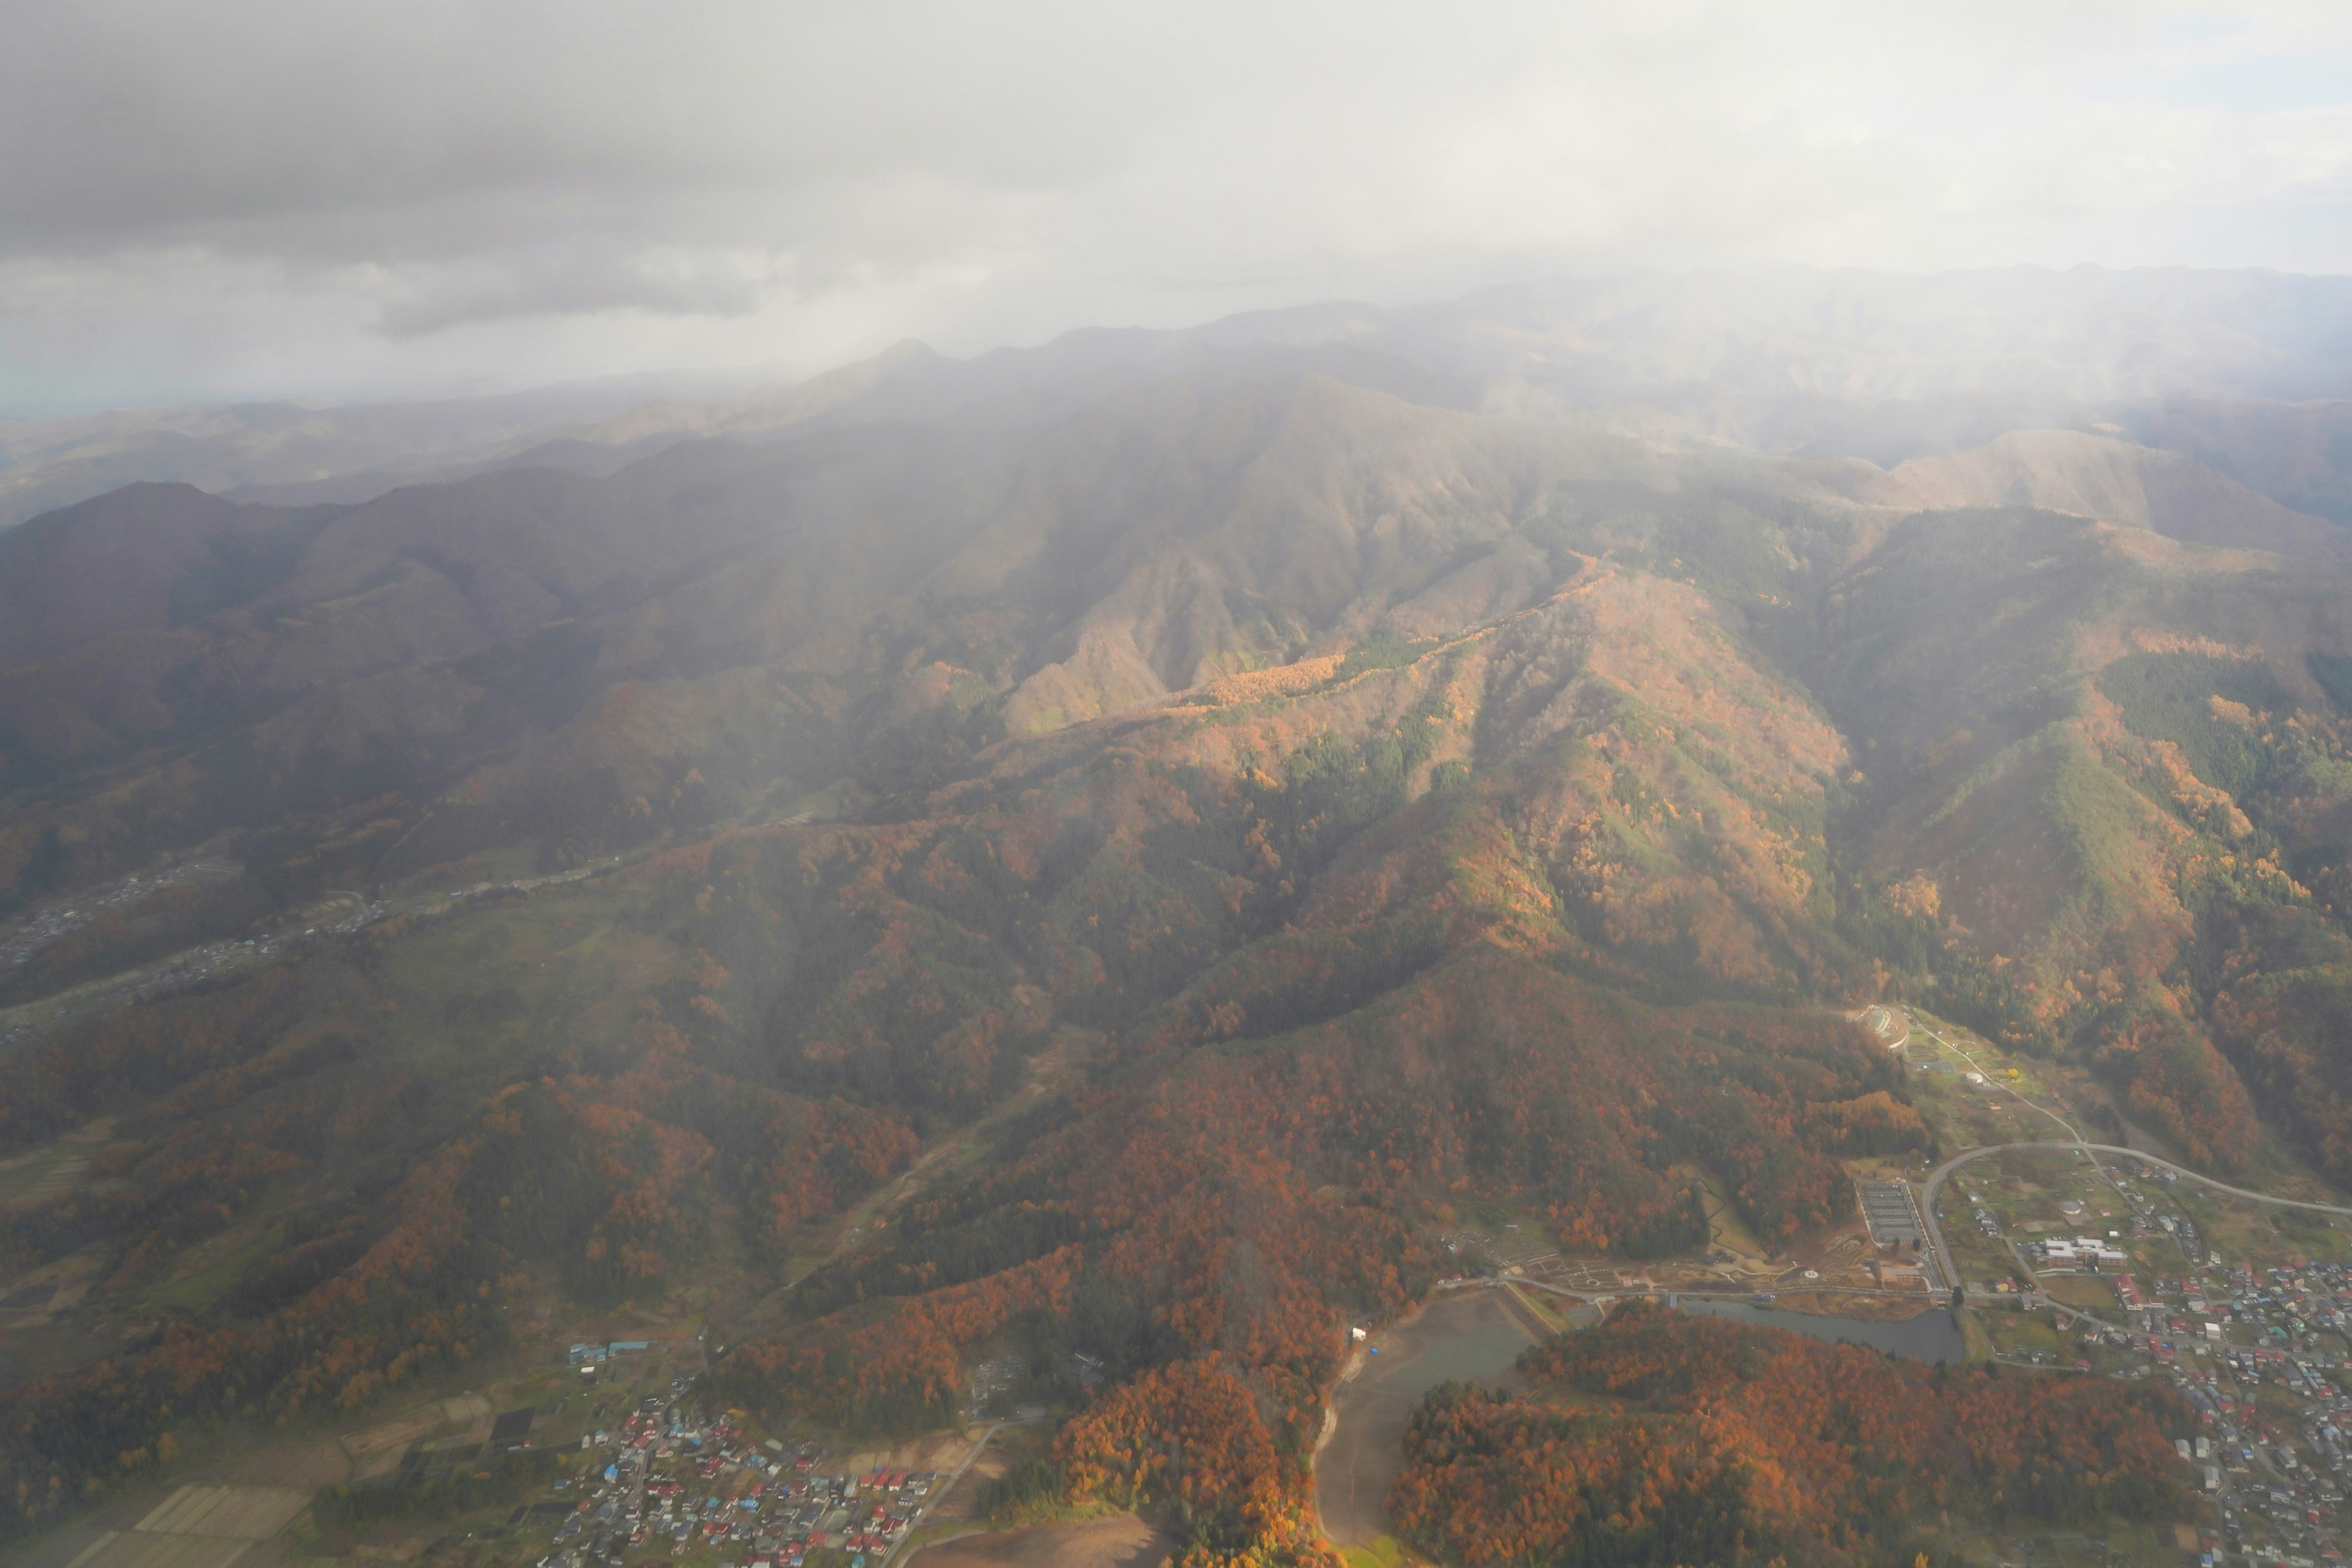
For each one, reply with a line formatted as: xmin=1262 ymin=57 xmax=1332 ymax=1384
xmin=5 ymin=0 xmax=2351 ymax=417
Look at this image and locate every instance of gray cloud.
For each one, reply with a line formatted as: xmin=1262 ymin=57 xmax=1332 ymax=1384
xmin=4 ymin=0 xmax=2351 ymax=414
xmin=374 ymin=247 xmax=781 ymax=337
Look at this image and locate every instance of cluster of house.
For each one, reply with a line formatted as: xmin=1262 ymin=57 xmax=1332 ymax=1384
xmin=2231 ymin=1262 xmax=2352 ymax=1344
xmin=2114 ymin=1163 xmax=2207 ymax=1261
xmin=12 ymin=856 xmax=621 ymax=1036
xmin=2061 ymin=1258 xmax=2352 ymax=1565
xmin=6 ymin=861 xmax=228 ymax=968
xmin=99 ymin=895 xmax=385 ymax=1013
xmin=541 ymin=1382 xmax=937 ymax=1568
xmin=2111 ymin=1264 xmax=2352 ymax=1354
xmin=2160 ymin=1208 xmax=2211 ymax=1264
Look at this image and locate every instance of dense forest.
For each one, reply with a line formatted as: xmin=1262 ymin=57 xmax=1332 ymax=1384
xmin=1389 ymin=1303 xmax=2192 ymax=1568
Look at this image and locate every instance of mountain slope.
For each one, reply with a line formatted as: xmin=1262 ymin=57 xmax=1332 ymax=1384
xmin=7 ymin=325 xmax=2352 ymax=1562
xmin=1848 ymin=428 xmax=2351 ymax=560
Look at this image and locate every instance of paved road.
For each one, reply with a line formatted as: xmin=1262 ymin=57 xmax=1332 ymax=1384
xmin=1918 ymin=1139 xmax=2352 ymax=1299
xmin=880 ymin=1422 xmax=1004 ymax=1568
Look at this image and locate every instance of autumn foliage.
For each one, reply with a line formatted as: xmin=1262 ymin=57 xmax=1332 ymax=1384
xmin=0 ymin=994 xmax=914 ymax=1537
xmin=1055 ymin=1355 xmax=1338 ymax=1568
xmin=1390 ymin=1303 xmax=2192 ymax=1567
xmin=717 ymin=938 xmax=1914 ymax=1561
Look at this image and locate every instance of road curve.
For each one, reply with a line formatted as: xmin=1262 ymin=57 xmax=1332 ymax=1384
xmin=1918 ymin=1140 xmax=2352 ymax=1294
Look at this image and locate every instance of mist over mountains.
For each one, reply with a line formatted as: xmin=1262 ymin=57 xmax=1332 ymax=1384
xmin=6 ymin=264 xmax=2352 ymax=1561
xmin=11 ymin=265 xmax=2352 ymax=532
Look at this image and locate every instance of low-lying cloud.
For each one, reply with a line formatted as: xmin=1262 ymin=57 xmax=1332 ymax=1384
xmin=5 ymin=0 xmax=2351 ymax=414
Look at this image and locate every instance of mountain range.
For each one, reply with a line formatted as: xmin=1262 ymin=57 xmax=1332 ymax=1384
xmin=3 ymin=266 xmax=2352 ymax=1562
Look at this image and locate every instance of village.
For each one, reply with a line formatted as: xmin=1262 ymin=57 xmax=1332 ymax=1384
xmin=0 ymin=848 xmax=654 ymax=1045
xmin=1391 ymin=1006 xmax=2352 ymax=1568
xmin=290 ymin=1333 xmax=1011 ymax=1568
xmin=1931 ymin=1142 xmax=2352 ymax=1568
xmin=1876 ymin=1011 xmax=2352 ymax=1568
xmin=531 ymin=1370 xmax=935 ymax=1568
xmin=4 ymin=861 xmax=237 ymax=973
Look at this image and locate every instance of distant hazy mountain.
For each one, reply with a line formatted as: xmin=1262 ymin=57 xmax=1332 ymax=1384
xmin=10 ymin=265 xmax=2352 ymax=531
xmin=0 ymin=364 xmax=785 ymax=529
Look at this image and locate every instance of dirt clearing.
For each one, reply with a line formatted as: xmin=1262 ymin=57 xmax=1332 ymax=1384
xmin=904 ymin=1515 xmax=1172 ymax=1568
xmin=1315 ymin=1291 xmax=1537 ymax=1548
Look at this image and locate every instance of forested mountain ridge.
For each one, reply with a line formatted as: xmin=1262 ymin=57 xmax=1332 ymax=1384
xmin=3 ymin=280 xmax=2352 ymax=1562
